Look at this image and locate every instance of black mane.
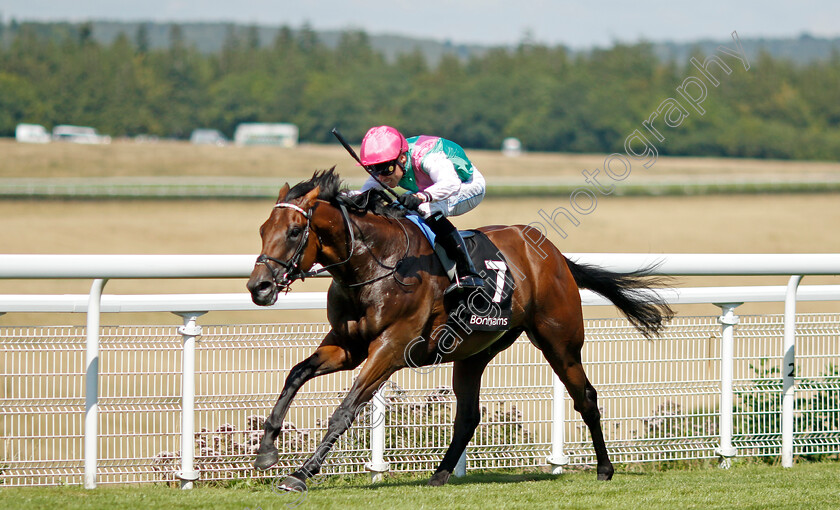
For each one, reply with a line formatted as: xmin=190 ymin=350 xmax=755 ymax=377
xmin=286 ymin=167 xmax=344 ymax=203
xmin=287 ymin=167 xmax=405 ymax=218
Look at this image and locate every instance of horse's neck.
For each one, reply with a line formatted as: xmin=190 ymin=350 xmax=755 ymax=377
xmin=314 ymin=203 xmax=407 ymax=284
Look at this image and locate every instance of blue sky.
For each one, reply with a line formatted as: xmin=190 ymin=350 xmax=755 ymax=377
xmin=2 ymin=1 xmax=838 ymax=48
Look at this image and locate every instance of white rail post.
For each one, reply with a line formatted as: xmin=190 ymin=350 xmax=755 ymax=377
xmin=84 ymin=278 xmax=108 ymax=489
xmin=714 ymin=302 xmax=741 ymax=468
xmin=175 ymin=312 xmax=205 ymax=489
xmin=546 ymin=373 xmax=569 ymax=474
xmin=782 ymin=275 xmax=802 ymax=468
xmin=365 ymin=388 xmax=390 ymax=482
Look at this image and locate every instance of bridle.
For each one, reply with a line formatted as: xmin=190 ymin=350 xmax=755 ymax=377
xmin=255 ymin=202 xmax=316 ymax=292
xmin=254 ymin=196 xmax=413 ymax=293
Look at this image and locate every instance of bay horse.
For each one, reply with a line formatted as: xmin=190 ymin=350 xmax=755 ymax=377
xmin=246 ymin=169 xmax=672 ymax=490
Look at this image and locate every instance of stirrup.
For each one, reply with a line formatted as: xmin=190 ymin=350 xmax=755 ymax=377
xmin=444 ymin=274 xmax=485 ymax=295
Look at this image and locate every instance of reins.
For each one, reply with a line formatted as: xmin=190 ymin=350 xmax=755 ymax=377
xmin=344 ymin=210 xmax=412 ymax=288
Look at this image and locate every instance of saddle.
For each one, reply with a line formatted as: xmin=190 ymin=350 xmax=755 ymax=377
xmin=406 ymin=214 xmax=513 ymax=331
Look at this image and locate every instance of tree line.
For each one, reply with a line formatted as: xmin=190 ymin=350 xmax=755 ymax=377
xmin=1 ymin=22 xmax=839 ymax=160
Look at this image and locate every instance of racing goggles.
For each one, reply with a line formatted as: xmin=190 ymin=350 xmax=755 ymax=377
xmin=370 ymin=159 xmax=403 ymax=177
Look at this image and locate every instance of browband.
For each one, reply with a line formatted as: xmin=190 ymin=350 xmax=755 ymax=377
xmin=274 ymin=202 xmax=310 ymax=218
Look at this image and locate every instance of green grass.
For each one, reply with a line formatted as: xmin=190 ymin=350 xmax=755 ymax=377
xmin=2 ymin=462 xmax=839 ymax=510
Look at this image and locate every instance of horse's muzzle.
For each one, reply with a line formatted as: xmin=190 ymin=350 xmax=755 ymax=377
xmin=249 ymin=280 xmax=277 ymax=306
xmin=248 ymin=278 xmax=278 ymax=306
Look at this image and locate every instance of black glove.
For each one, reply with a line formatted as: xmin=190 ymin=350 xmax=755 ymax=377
xmin=398 ymin=192 xmax=423 ymax=210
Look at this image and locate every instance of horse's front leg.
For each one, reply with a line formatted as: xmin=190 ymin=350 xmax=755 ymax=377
xmin=277 ymin=346 xmax=400 ymax=491
xmin=255 ymin=340 xmax=360 ymax=470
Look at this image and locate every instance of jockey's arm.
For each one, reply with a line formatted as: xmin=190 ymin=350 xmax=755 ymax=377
xmin=357 ymin=154 xmax=460 ymax=202
xmin=419 ymin=152 xmax=461 ymax=201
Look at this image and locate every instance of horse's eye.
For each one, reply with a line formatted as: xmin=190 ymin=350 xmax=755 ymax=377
xmin=288 ymin=226 xmax=303 ymax=239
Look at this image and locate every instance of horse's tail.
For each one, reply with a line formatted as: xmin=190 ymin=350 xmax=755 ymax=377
xmin=564 ymin=257 xmax=674 ymax=338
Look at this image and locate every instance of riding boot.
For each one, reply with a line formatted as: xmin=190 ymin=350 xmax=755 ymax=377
xmin=425 ymin=213 xmax=485 ymax=294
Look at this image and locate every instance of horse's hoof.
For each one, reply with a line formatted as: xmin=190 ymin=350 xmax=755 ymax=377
xmin=275 ymin=473 xmax=307 ymax=493
xmin=597 ymin=467 xmax=614 ymax=481
xmin=427 ymin=470 xmax=451 ymax=487
xmin=253 ymin=447 xmax=279 ymax=471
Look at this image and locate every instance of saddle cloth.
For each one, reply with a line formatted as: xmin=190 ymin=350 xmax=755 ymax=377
xmin=406 ymin=214 xmax=514 ymax=332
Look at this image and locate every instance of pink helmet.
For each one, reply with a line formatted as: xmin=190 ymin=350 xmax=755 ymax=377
xmin=359 ymin=126 xmax=408 ymax=166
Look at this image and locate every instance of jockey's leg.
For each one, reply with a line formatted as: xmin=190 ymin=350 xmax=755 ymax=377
xmin=425 ymin=213 xmax=485 ymax=293
xmin=418 ymin=170 xmax=486 ymax=293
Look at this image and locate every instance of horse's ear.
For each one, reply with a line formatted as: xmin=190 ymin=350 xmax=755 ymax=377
xmin=301 ymin=185 xmax=320 ymax=207
xmin=277 ymin=183 xmax=290 ymax=202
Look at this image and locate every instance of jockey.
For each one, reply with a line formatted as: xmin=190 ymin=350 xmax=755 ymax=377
xmin=358 ymin=125 xmax=486 ymax=293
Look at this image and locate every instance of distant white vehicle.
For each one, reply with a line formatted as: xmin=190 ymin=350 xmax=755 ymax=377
xmin=190 ymin=129 xmax=228 ymax=146
xmin=234 ymin=123 xmax=298 ymax=147
xmin=15 ymin=123 xmax=51 ymax=144
xmin=52 ymin=125 xmax=111 ymax=144
xmin=501 ymin=137 xmax=523 ymax=157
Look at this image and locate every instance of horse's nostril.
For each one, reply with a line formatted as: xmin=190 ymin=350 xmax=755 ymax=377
xmin=254 ymin=281 xmax=274 ymax=296
xmin=249 ymin=279 xmax=278 ymax=306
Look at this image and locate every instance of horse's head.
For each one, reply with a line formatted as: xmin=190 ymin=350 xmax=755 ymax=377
xmin=247 ymin=182 xmax=322 ymax=306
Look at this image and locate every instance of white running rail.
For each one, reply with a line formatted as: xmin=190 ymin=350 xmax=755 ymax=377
xmin=1 ymin=253 xmax=839 ymax=487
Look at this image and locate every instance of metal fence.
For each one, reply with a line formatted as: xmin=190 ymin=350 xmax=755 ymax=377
xmin=2 ymin=313 xmax=839 ymax=486
xmin=1 ymin=253 xmax=839 ymax=488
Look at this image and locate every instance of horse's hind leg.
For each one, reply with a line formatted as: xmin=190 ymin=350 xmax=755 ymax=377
xmin=529 ymin=320 xmax=614 ymax=481
xmin=578 ymin=377 xmax=613 ymax=480
xmin=429 ymin=331 xmax=519 ymax=487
